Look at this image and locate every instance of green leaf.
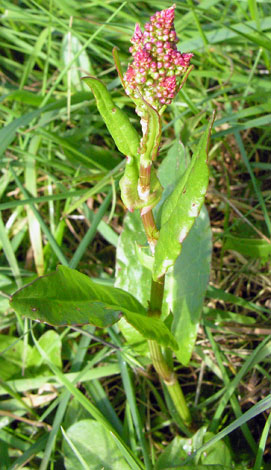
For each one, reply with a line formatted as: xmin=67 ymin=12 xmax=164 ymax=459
xmin=125 ymin=310 xmax=178 ymax=351
xmin=63 ymin=419 xmax=131 ymax=470
xmin=157 ymin=139 xmax=188 ymax=189
xmin=154 ymin=435 xmax=187 ymax=469
xmin=155 ymin=427 xmax=232 ymax=470
xmin=10 ymin=266 xmax=176 ymax=350
xmin=10 ymin=265 xmax=145 ymax=327
xmin=115 ymin=211 xmax=152 ymax=353
xmin=115 ymin=207 xmax=211 ymax=360
xmin=82 ymin=76 xmax=140 ymax=157
xmin=137 ymin=94 xmax=162 ymax=166
xmin=0 ymin=334 xmax=33 ymax=380
xmin=115 ymin=211 xmax=151 ymax=309
xmin=224 ymin=235 xmax=271 ymax=262
xmin=204 ymin=307 xmax=256 ymax=325
xmin=155 ymin=138 xmax=189 ymax=228
xmin=153 ymin=117 xmax=214 ymax=280
xmin=200 ymin=431 xmax=232 ymax=467
xmin=117 ymin=317 xmax=149 ymax=354
xmin=169 ymin=206 xmax=212 ymax=365
xmin=120 ymin=160 xmax=162 ymax=212
xmin=30 ymin=330 xmax=62 ymax=369
xmin=134 ymin=244 xmax=154 ymax=272
xmin=115 ymin=212 xmax=179 ymax=351
xmin=119 ymin=156 xmax=141 ymax=211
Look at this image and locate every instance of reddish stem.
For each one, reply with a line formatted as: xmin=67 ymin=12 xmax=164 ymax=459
xmin=139 ymin=164 xmax=151 ymax=190
xmin=141 ymin=210 xmax=159 ymax=249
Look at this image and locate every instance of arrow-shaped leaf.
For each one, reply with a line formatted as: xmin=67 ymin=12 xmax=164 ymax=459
xmin=10 ymin=266 xmax=177 ymax=350
xmin=153 ymin=115 xmax=214 ymax=280
xmin=10 ymin=265 xmax=144 ymax=327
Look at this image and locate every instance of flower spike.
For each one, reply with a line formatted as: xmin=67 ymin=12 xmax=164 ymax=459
xmin=123 ymin=4 xmax=193 ymax=110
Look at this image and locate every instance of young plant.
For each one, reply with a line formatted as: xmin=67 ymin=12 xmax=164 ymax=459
xmin=9 ymin=4 xmax=221 ymax=468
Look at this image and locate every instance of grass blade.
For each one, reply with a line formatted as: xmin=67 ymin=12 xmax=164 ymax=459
xmin=31 ymin=329 xmax=144 ymax=470
xmin=69 ymin=189 xmax=113 ymax=269
xmin=253 ymin=412 xmax=271 ymax=470
xmin=234 ymin=130 xmax=271 ymax=237
xmin=10 ymin=166 xmax=69 ymax=267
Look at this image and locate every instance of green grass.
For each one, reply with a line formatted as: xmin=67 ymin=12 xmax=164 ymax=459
xmin=1 ymin=0 xmax=271 ymax=469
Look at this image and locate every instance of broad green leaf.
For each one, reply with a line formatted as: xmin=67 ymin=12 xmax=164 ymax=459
xmin=116 ymin=137 xmax=212 ymax=361
xmin=0 ymin=334 xmax=33 ymax=380
xmin=154 ymin=435 xmax=187 ymax=469
xmin=169 ymin=206 xmax=212 ymax=365
xmin=115 ymin=211 xmax=152 ymax=353
xmin=10 ymin=266 xmax=176 ymax=350
xmin=158 ymin=139 xmax=188 ymax=189
xmin=10 ymin=265 xmax=145 ymax=327
xmin=134 ymin=244 xmax=154 ymax=272
xmin=0 ymin=331 xmax=61 ymax=381
xmin=115 ymin=212 xmax=178 ymax=352
xmin=115 ymin=211 xmax=151 ymax=308
xmin=224 ymin=235 xmax=271 ymax=262
xmin=63 ymin=419 xmax=131 ymax=470
xmin=153 ymin=118 xmax=214 ymax=280
xmin=155 ymin=138 xmax=189 ymax=227
xmin=125 ymin=310 xmax=178 ymax=351
xmin=29 ymin=330 xmax=62 ymax=369
xmin=63 ymin=398 xmax=92 ymax=432
xmin=0 ymin=334 xmax=33 ymax=368
xmin=82 ymin=76 xmax=140 ymax=157
xmin=117 ymin=317 xmax=149 ymax=355
xmin=204 ymin=307 xmax=256 ymax=325
xmin=155 ymin=427 xmax=232 ymax=469
xmin=200 ymin=431 xmax=232 ymax=466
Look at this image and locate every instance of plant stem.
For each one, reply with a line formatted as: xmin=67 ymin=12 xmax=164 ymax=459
xmin=139 ymin=164 xmax=151 ymax=193
xmin=141 ymin=210 xmax=159 ymax=251
xmin=140 ymin=206 xmax=192 ymax=427
xmin=148 ymin=339 xmax=191 ymax=426
xmin=149 ymin=274 xmax=165 ymax=314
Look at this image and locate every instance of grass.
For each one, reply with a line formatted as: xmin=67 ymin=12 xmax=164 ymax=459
xmin=0 ymin=0 xmax=271 ymax=469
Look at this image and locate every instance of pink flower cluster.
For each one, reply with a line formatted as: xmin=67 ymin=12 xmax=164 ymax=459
xmin=123 ymin=4 xmax=193 ymax=110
